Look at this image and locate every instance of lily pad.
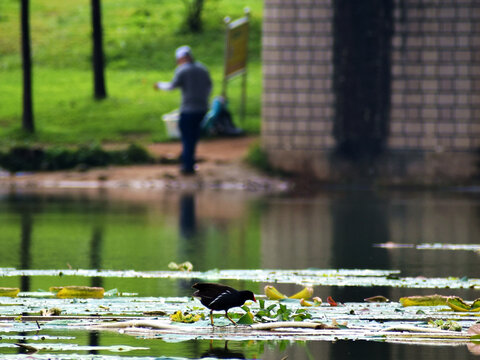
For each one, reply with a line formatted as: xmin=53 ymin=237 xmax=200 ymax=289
xmin=0 ymin=288 xmax=20 ymax=297
xmin=52 ymin=286 xmax=105 ymax=299
xmin=400 ymin=295 xmax=450 ymax=307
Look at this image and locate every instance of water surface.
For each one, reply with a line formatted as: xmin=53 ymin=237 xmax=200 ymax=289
xmin=1 ymin=187 xmax=479 ymax=359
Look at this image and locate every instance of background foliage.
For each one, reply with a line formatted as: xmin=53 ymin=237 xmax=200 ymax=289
xmin=0 ymin=0 xmax=262 ymax=146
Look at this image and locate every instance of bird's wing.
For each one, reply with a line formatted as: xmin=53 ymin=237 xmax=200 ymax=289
xmin=192 ymin=282 xmax=236 ymax=293
xmin=207 ymin=289 xmax=234 ymax=308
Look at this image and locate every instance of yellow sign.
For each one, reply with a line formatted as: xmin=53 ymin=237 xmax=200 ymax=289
xmin=225 ymin=17 xmax=249 ymax=78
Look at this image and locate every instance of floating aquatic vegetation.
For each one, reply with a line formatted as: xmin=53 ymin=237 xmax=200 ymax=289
xmin=364 ymin=295 xmax=389 ymax=303
xmin=167 ymin=261 xmax=193 ymax=272
xmin=0 ymin=288 xmax=20 ymax=297
xmin=1 ymin=266 xmax=480 ymax=358
xmin=400 ymin=295 xmax=480 ymax=312
xmin=2 ymin=268 xmax=479 ymax=290
xmin=400 ymin=294 xmax=451 ymax=307
xmin=264 ymin=285 xmax=314 ymax=300
xmin=169 ymin=310 xmax=203 ymax=323
xmin=10 ymin=342 xmax=149 ymax=353
xmin=374 ymin=242 xmax=480 ymax=252
xmin=40 ymin=307 xmax=62 ymax=316
xmin=446 ymin=297 xmax=480 ymax=312
xmin=51 ymin=286 xmax=105 ymax=299
xmin=429 ymin=319 xmax=462 ymax=331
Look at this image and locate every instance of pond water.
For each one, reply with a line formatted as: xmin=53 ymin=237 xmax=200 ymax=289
xmin=1 ymin=187 xmax=480 ymax=359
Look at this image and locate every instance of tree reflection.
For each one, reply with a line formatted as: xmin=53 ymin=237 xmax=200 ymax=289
xmin=89 ymin=226 xmax=103 ymax=354
xmin=20 ymin=212 xmax=33 ymax=292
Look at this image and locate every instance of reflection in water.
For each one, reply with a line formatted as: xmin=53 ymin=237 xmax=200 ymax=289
xmin=201 ymin=340 xmax=245 ymax=359
xmin=329 ymin=192 xmax=391 ymax=360
xmin=20 ymin=212 xmax=33 ymax=292
xmin=177 ymin=193 xmax=199 ymax=298
xmin=89 ymin=227 xmax=103 ymax=355
xmin=330 ymin=191 xmax=391 ymax=302
xmin=179 ymin=193 xmax=197 ymax=239
xmin=1 ymin=189 xmax=480 ymax=360
xmin=90 ymin=226 xmax=103 ymax=288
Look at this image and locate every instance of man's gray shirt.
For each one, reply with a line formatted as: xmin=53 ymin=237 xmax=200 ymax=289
xmin=171 ymin=62 xmax=212 ymax=113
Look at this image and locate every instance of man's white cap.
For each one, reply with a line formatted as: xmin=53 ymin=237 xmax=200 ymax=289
xmin=175 ymin=45 xmax=192 ymax=60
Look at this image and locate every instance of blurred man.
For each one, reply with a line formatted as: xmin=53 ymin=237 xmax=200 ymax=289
xmin=155 ymin=45 xmax=212 ymax=175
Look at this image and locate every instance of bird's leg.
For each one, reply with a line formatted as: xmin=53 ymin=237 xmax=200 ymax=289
xmin=209 ymin=310 xmax=214 ymax=326
xmin=225 ymin=311 xmax=237 ymax=326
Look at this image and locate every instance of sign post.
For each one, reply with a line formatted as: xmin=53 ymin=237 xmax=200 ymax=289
xmin=223 ymin=8 xmax=250 ymax=123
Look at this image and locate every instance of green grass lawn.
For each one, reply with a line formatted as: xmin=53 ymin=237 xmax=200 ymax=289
xmin=0 ymin=0 xmax=263 ymax=146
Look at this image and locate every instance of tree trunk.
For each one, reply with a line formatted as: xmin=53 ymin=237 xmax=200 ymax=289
xmin=21 ymin=0 xmax=34 ymax=133
xmin=91 ymin=0 xmax=107 ymax=100
xmin=184 ymin=0 xmax=204 ymax=33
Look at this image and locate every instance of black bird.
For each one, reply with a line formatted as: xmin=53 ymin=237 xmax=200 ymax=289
xmin=192 ymin=282 xmax=256 ymax=325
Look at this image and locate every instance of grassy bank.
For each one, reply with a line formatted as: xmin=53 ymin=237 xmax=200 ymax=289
xmin=0 ymin=0 xmax=262 ymax=146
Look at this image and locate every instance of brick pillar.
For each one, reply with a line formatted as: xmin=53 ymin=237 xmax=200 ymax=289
xmin=387 ymin=0 xmax=480 ymax=182
xmin=262 ymin=0 xmax=335 ymax=176
xmin=262 ymin=0 xmax=480 ymax=184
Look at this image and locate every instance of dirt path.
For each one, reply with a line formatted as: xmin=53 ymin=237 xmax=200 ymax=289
xmin=0 ymin=136 xmax=289 ymax=192
xmin=148 ymin=136 xmax=257 ymax=162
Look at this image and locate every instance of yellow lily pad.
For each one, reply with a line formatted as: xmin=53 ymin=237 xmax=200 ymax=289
xmin=51 ymin=286 xmax=105 ymax=299
xmin=399 ymin=294 xmax=450 ymax=307
xmin=446 ymin=297 xmax=480 ymax=312
xmin=264 ymin=285 xmax=287 ymax=300
xmin=0 ymin=287 xmax=20 ymax=297
xmin=289 ymin=287 xmax=314 ymax=300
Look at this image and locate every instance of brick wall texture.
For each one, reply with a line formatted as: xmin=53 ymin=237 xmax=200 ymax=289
xmin=262 ymin=0 xmax=335 ymax=152
xmin=262 ymin=0 xmax=480 ymax=182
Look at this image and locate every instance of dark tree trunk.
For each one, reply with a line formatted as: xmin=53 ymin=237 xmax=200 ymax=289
xmin=21 ymin=0 xmax=34 ymax=133
xmin=91 ymin=0 xmax=107 ymax=99
xmin=184 ymin=0 xmax=204 ymax=33
xmin=333 ymin=0 xmax=393 ymax=160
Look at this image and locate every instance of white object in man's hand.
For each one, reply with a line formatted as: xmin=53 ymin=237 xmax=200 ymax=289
xmin=155 ymin=82 xmax=172 ymax=91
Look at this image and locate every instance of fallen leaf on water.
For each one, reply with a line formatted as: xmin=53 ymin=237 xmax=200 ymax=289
xmin=313 ymin=297 xmax=322 ymax=306
xmin=51 ymin=286 xmax=104 ymax=299
xmin=364 ymin=295 xmax=389 ymax=303
xmin=264 ymin=285 xmax=287 ymax=300
xmin=144 ymin=310 xmax=167 ymax=316
xmin=265 ymin=285 xmax=314 ymax=301
xmin=399 ymin=294 xmax=450 ymax=307
xmin=168 ymin=261 xmax=193 ymax=272
xmin=40 ymin=307 xmax=62 ymax=316
xmin=0 ymin=288 xmax=20 ymax=297
xmin=289 ymin=287 xmax=314 ymax=300
xmin=446 ymin=297 xmax=480 ymax=312
xmin=299 ymin=298 xmax=312 ymax=307
xmin=327 ymin=296 xmax=338 ymax=306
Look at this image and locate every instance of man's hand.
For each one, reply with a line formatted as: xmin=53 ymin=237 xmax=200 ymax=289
xmin=154 ymin=82 xmax=172 ymax=91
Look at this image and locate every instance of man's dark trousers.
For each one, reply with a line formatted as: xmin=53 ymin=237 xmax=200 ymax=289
xmin=179 ymin=112 xmax=205 ymax=174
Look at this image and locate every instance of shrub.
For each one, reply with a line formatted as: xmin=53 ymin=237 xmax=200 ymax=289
xmin=0 ymin=144 xmax=154 ymax=173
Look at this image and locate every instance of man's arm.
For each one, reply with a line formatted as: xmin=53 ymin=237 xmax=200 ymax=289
xmin=154 ymin=68 xmax=182 ymax=91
